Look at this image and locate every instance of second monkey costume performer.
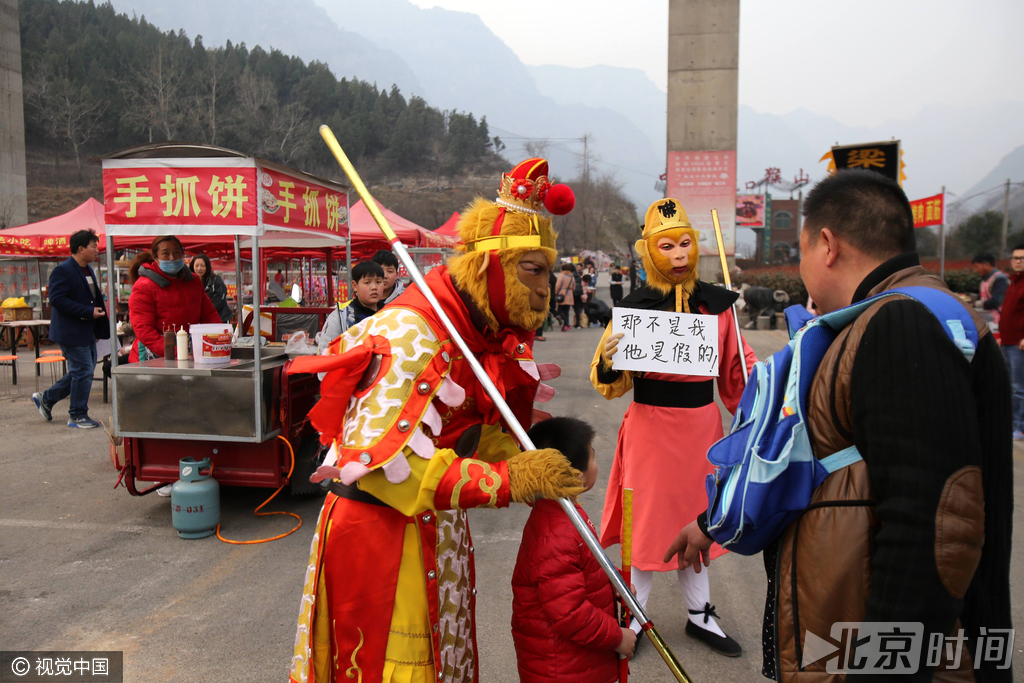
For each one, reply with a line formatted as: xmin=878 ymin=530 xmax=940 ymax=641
xmin=287 ymin=159 xmax=581 ymax=683
xmin=591 ymin=198 xmax=757 ymax=656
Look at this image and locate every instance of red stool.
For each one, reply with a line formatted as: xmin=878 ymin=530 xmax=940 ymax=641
xmin=35 ymin=356 xmax=66 ymax=393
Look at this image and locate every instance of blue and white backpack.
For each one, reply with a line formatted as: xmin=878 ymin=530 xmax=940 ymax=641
xmin=704 ymin=286 xmax=978 ymax=556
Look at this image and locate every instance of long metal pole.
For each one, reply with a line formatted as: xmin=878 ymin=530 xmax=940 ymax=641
xmin=712 ymin=209 xmax=748 ymax=384
xmin=1002 ymin=179 xmax=1011 ymax=259
xmin=319 ymin=125 xmax=692 ymax=682
xmin=939 ymin=186 xmax=946 ymax=280
xmin=106 ymin=235 xmax=118 ymax=434
xmin=234 ymin=236 xmax=243 ymax=324
xmin=253 ymin=235 xmax=263 ymax=440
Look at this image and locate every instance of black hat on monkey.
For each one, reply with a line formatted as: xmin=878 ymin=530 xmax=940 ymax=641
xmin=448 ymin=159 xmax=575 ymax=332
xmin=636 ymin=197 xmax=701 ymax=313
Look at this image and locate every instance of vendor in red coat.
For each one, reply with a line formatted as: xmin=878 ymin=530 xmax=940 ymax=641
xmin=512 ymin=417 xmax=636 ymax=683
xmin=127 ymin=235 xmax=221 ymax=362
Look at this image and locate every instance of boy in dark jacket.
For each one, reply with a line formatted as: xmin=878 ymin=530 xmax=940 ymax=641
xmin=512 ymin=417 xmax=635 ymax=683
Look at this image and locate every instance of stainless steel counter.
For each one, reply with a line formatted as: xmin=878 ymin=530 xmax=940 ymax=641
xmin=112 ymin=349 xmax=289 ymax=442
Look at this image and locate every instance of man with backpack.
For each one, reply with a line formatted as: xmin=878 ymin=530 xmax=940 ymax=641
xmin=666 ymin=169 xmax=1013 ymax=682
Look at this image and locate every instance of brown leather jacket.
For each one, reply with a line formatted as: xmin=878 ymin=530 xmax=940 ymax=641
xmin=771 ymin=264 xmax=991 ymax=682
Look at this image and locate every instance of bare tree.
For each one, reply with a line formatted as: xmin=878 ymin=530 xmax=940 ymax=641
xmin=120 ymin=44 xmax=190 ymax=141
xmin=524 ymin=140 xmax=550 ymax=158
xmin=24 ymin=68 xmax=105 ymax=179
xmin=194 ymin=49 xmax=230 ymax=145
xmin=0 ymin=194 xmax=22 ymax=229
xmin=234 ymin=69 xmax=311 ymax=163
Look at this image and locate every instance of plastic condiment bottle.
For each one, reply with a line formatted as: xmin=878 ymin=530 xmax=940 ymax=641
xmin=163 ymin=326 xmax=176 ymax=360
xmin=176 ymin=326 xmax=189 ymax=361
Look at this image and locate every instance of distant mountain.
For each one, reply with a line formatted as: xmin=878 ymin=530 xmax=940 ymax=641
xmin=954 ymin=145 xmax=1024 ymax=229
xmin=528 ymin=64 xmax=667 ymax=153
xmin=104 ymin=0 xmax=422 ymax=95
xmin=961 ymin=145 xmax=1024 ymax=207
xmin=84 ymin=0 xmax=1024 ymax=218
xmin=314 ymin=0 xmax=663 ymax=208
xmin=776 ymin=102 xmax=1024 ymax=201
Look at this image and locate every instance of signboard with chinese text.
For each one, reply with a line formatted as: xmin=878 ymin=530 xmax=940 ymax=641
xmin=259 ymin=165 xmax=349 ymax=238
xmin=910 ymin=193 xmax=945 ymax=228
xmin=0 ymin=234 xmax=44 ymax=257
xmin=667 ymin=151 xmax=737 ymax=256
xmin=102 ymin=157 xmax=349 ymax=240
xmin=0 ymin=261 xmax=32 ymax=299
xmin=103 ymin=158 xmax=259 ymax=234
xmin=831 ymin=141 xmax=901 ymax=183
xmin=736 ymin=194 xmax=766 ymax=228
xmin=610 ymin=308 xmax=719 ymax=377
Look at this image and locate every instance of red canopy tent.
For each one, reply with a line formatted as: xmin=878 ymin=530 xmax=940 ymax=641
xmin=434 ymin=211 xmax=461 ymax=237
xmin=0 ymin=197 xmax=458 ymax=259
xmin=0 ymin=198 xmax=111 ymax=256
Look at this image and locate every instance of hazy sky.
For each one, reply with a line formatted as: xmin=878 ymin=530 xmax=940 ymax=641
xmin=407 ymin=0 xmax=1023 ymax=128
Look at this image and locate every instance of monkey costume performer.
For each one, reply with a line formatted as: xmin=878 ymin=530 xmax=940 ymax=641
xmin=591 ymin=198 xmax=756 ymax=656
xmin=286 ymin=159 xmax=581 ymax=683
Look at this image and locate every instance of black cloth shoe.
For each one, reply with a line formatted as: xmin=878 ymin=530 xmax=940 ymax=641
xmin=685 ymin=604 xmax=742 ymax=657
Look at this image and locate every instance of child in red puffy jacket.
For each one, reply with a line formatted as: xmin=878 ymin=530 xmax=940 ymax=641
xmin=512 ymin=417 xmax=636 ymax=683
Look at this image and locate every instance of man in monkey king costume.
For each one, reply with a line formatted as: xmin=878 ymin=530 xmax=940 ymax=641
xmin=287 ymin=159 xmax=581 ymax=683
xmin=591 ymin=197 xmax=757 ymax=657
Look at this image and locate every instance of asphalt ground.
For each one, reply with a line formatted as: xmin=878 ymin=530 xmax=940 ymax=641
xmin=2 ymin=292 xmax=1023 ymax=682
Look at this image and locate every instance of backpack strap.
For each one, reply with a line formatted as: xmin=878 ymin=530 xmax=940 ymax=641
xmin=819 ymin=444 xmax=862 ymax=473
xmin=810 ymin=287 xmax=977 ymax=362
xmin=888 ymin=286 xmax=978 ymax=362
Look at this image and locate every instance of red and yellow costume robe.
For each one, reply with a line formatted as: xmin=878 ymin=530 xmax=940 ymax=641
xmin=288 ymin=267 xmax=552 ymax=683
xmin=591 ymin=281 xmax=758 ymax=571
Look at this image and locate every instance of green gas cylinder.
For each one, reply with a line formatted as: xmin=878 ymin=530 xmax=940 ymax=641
xmin=170 ymin=457 xmax=220 ymax=539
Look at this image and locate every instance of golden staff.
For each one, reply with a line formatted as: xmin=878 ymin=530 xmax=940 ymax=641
xmin=620 ymin=488 xmax=633 ymax=682
xmin=319 ymin=125 xmax=693 ymax=682
xmin=712 ymin=208 xmax=749 ymax=384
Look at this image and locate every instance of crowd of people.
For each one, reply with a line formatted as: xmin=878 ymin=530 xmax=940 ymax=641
xmin=23 ymin=161 xmax=1013 ymax=683
xmin=286 ymin=164 xmax=1012 ymax=683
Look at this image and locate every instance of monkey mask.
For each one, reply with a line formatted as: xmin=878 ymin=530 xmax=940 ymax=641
xmin=448 ymin=158 xmax=575 ymax=332
xmin=634 ymin=197 xmax=700 ymax=313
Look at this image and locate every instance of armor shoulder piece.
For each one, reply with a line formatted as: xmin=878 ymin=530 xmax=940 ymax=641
xmin=328 ymin=307 xmax=466 ymax=485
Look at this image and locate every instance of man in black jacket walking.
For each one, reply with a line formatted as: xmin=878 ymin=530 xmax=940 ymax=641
xmin=32 ymin=229 xmax=109 ymax=428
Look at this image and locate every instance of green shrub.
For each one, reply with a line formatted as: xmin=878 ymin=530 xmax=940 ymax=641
xmin=942 ymin=268 xmax=981 ymax=294
xmin=737 ymin=265 xmax=979 ymax=304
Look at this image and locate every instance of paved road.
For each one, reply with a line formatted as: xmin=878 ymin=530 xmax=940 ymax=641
xmin=1 ymin=304 xmax=1022 ymax=682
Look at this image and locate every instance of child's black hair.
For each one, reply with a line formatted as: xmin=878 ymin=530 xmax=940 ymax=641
xmin=527 ymin=417 xmax=595 ymax=473
xmin=372 ymin=249 xmax=400 ymax=269
xmin=351 ymin=260 xmax=385 ymax=283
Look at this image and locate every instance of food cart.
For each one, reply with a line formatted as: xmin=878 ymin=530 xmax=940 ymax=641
xmin=102 ymin=143 xmax=351 ymax=496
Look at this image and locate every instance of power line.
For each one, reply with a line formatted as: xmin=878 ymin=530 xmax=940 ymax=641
xmin=490 ymin=126 xmax=661 ymax=179
xmin=946 ymin=182 xmax=1024 ymax=207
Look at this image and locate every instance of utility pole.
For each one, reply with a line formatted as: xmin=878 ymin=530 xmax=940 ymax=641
xmin=582 ymin=134 xmax=589 ymax=186
xmin=939 ymin=185 xmax=946 ymax=280
xmin=1002 ymin=179 xmax=1011 ymax=258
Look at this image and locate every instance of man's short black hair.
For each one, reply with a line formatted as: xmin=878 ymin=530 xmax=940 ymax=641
xmin=351 ymin=260 xmax=384 ymax=283
xmin=802 ymin=169 xmax=915 ymax=259
xmin=527 ymin=417 xmax=595 ymax=473
xmin=69 ymin=229 xmax=99 ymax=255
xmin=372 ymin=249 xmax=399 ymax=269
xmin=1012 ymin=244 xmax=1024 ymax=254
xmin=972 ymin=253 xmax=996 ymax=266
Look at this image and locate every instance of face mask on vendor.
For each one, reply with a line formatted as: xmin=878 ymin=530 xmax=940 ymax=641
xmin=158 ymin=258 xmax=185 ymax=275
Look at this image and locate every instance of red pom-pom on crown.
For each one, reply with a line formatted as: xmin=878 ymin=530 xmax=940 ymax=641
xmin=544 ymin=184 xmax=575 ymax=215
